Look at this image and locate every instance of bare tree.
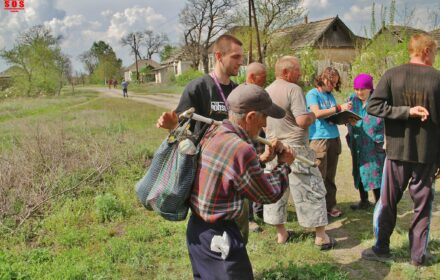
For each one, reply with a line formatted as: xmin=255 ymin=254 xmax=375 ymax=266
xmin=78 ymin=50 xmax=97 ymax=75
xmin=143 ymin=30 xmax=169 ymax=60
xmin=233 ymin=0 xmax=303 ymax=62
xmin=254 ymin=0 xmax=303 ymax=61
xmin=179 ymin=0 xmax=237 ymax=73
xmin=121 ymin=32 xmax=144 ymax=82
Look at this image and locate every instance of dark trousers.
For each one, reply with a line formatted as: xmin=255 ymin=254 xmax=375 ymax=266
xmin=373 ymin=158 xmax=436 ymax=264
xmin=359 ymin=183 xmax=381 ymax=202
xmin=186 ymin=214 xmax=253 ymax=280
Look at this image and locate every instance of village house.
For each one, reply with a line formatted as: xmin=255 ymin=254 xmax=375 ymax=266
xmin=269 ymin=16 xmax=368 ymax=85
xmin=277 ymin=16 xmax=368 ymax=64
xmin=153 ymin=51 xmax=193 ymax=83
xmin=124 ymin=59 xmax=160 ymax=83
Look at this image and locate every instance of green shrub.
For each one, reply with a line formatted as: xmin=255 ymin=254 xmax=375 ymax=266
xmin=176 ymin=69 xmax=204 ymax=86
xmin=94 ymin=193 xmax=125 ymax=222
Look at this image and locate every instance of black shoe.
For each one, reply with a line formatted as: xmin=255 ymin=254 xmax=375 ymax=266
xmin=350 ymin=201 xmax=372 ymax=210
xmin=361 ymin=247 xmax=392 ymax=263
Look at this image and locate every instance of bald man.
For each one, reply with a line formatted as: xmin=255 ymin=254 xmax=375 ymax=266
xmin=246 ymin=62 xmax=267 ymax=87
xmin=263 ymin=56 xmax=335 ymax=249
xmin=244 ymin=62 xmax=268 ymax=232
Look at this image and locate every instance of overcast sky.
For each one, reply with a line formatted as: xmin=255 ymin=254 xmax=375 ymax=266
xmin=0 ymin=0 xmax=439 ymax=72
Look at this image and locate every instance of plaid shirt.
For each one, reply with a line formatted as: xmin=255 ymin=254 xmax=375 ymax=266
xmin=190 ymin=120 xmax=291 ymax=223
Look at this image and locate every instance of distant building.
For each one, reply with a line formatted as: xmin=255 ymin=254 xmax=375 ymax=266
xmin=153 ymin=50 xmax=193 ymax=83
xmin=275 ymin=16 xmax=368 ymax=64
xmin=124 ymin=59 xmax=160 ymax=82
xmin=373 ymin=25 xmax=427 ymax=44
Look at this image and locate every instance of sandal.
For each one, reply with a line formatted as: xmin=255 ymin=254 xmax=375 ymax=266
xmin=279 ymin=230 xmax=295 ymax=244
xmin=327 ymin=208 xmax=342 ymax=218
xmin=315 ymin=237 xmax=337 ymax=251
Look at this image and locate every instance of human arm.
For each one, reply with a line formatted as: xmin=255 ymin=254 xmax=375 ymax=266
xmin=156 ymin=79 xmax=203 ymax=129
xmin=295 ymin=113 xmax=316 ymax=129
xmin=232 ymin=144 xmax=292 ymax=204
xmin=366 ymin=72 xmax=427 ymax=120
xmin=305 ymin=90 xmax=352 ymax=119
xmin=156 ymin=111 xmax=178 ymax=129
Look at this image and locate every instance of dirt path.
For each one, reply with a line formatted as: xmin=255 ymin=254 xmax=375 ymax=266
xmin=92 ymin=87 xmax=181 ymax=110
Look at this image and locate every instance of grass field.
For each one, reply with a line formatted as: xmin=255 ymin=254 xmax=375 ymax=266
xmin=0 ymin=88 xmax=439 ymax=279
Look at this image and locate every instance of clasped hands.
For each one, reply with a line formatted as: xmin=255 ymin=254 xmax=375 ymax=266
xmin=259 ymin=139 xmax=295 ymax=165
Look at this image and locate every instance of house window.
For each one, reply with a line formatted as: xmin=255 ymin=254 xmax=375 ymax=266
xmin=333 ymin=24 xmax=337 ymax=31
xmin=174 ymin=63 xmax=178 ymax=75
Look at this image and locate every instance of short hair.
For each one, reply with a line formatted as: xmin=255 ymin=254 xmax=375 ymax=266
xmin=275 ymin=56 xmax=299 ymax=77
xmin=213 ymin=34 xmax=243 ymax=54
xmin=246 ymin=62 xmax=266 ymax=76
xmin=408 ymin=33 xmax=437 ymax=57
xmin=314 ymin=67 xmax=341 ymax=92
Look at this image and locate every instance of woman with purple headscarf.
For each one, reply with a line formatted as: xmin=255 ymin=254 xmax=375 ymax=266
xmin=346 ymin=74 xmax=385 ymax=210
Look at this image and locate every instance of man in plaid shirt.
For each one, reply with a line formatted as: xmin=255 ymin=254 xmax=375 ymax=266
xmin=187 ymin=84 xmax=295 ymax=279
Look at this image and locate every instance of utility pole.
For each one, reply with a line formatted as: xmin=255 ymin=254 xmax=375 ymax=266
xmin=134 ymin=34 xmax=140 ymax=82
xmin=250 ymin=0 xmax=263 ymax=63
xmin=248 ymin=0 xmax=253 ymax=63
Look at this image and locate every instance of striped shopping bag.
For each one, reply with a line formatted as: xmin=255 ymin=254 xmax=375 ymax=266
xmin=135 ymin=119 xmax=207 ymax=221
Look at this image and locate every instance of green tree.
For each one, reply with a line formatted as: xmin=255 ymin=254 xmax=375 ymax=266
xmin=0 ymin=25 xmax=70 ymax=96
xmin=159 ymin=44 xmax=177 ymax=62
xmin=85 ymin=41 xmax=122 ymax=84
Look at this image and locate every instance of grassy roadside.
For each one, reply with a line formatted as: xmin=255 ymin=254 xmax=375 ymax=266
xmin=0 ymin=89 xmax=439 ymax=279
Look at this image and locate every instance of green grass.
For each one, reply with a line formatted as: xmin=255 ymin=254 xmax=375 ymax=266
xmin=0 ymin=89 xmax=439 ymax=279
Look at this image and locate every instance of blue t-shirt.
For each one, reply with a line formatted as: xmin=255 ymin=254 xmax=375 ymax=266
xmin=305 ymin=88 xmax=339 ymax=139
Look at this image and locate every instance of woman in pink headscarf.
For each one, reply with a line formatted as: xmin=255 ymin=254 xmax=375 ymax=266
xmin=346 ymin=74 xmax=385 ymax=210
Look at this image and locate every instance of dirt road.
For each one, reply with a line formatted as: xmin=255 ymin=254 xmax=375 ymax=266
xmin=93 ymin=87 xmax=181 ymax=110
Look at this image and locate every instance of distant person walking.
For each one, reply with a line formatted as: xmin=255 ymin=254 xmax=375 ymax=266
xmin=113 ymin=79 xmax=118 ymax=89
xmin=108 ymin=79 xmax=112 ymax=90
xmin=121 ymin=80 xmax=128 ymax=98
xmin=362 ymin=33 xmax=440 ymax=267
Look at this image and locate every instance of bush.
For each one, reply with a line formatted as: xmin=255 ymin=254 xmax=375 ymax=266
xmin=94 ymin=193 xmax=125 ymax=222
xmin=176 ymin=69 xmax=204 ymax=86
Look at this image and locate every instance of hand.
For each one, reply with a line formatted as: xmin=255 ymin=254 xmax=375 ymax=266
xmin=277 ymin=146 xmax=296 ymax=165
xmin=348 ymin=117 xmax=358 ymax=126
xmin=259 ymin=139 xmax=283 ymax=163
xmin=435 ymin=168 xmax=440 ymax=179
xmin=156 ymin=111 xmax=178 ymax=129
xmin=340 ymin=101 xmax=352 ymax=112
xmin=409 ymin=106 xmax=429 ymax=122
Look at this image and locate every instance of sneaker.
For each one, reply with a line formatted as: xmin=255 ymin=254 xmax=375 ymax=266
xmin=361 ymin=247 xmax=392 ymax=263
xmin=350 ymin=201 xmax=372 ymax=210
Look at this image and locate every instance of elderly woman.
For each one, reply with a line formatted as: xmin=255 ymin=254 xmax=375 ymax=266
xmin=346 ymin=74 xmax=385 ymax=210
xmin=306 ymin=67 xmax=352 ymax=218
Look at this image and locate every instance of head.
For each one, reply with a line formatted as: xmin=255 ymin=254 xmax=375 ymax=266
xmin=353 ymin=73 xmax=374 ymax=101
xmin=227 ymin=84 xmax=285 ymax=138
xmin=315 ymin=67 xmax=341 ymax=92
xmin=213 ymin=34 xmax=244 ymax=77
xmin=246 ymin=62 xmax=267 ymax=87
xmin=408 ymin=33 xmax=437 ymax=66
xmin=275 ymin=56 xmax=301 ymax=84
